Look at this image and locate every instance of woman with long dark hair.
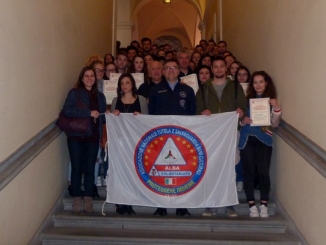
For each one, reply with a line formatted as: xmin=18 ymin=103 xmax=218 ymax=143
xmin=196 ymin=65 xmax=213 ymax=87
xmin=190 ymin=52 xmax=201 ymax=69
xmin=62 ymin=66 xmax=106 ymax=214
xmin=229 ymin=61 xmax=242 ymax=80
xmin=111 ymin=73 xmax=148 ymax=116
xmin=235 ymin=65 xmax=251 ymax=85
xmin=239 ymin=71 xmax=281 ymax=218
xmin=128 ymin=55 xmax=149 ymax=83
xmin=110 ymin=73 xmax=148 ymax=214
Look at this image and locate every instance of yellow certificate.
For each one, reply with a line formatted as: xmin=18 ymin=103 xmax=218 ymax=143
xmin=250 ymin=98 xmax=270 ymax=126
xmin=131 ymin=73 xmax=144 ymax=89
xmin=180 ymin=74 xmax=199 ymax=94
xmin=103 ymin=80 xmax=117 ymax=105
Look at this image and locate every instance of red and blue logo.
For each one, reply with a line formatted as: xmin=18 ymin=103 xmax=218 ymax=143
xmin=134 ymin=125 xmax=207 ymax=196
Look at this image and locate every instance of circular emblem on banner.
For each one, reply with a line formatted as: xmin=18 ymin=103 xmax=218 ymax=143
xmin=134 ymin=125 xmax=207 ymax=196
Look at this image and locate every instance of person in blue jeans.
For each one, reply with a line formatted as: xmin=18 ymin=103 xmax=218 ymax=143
xmin=63 ymin=66 xmax=106 ymax=214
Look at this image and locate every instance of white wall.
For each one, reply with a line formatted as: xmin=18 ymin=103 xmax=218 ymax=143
xmin=0 ymin=135 xmax=68 ymax=245
xmin=0 ymin=1 xmax=113 ymax=244
xmin=222 ymin=1 xmax=326 ymax=244
xmin=223 ymin=0 xmax=326 ymax=150
xmin=0 ymin=0 xmax=113 ymax=162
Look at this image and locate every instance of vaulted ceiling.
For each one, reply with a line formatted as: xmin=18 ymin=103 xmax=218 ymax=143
xmin=130 ymin=0 xmax=215 ymax=48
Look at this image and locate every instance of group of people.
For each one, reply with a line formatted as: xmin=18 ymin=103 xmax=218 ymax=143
xmin=61 ymin=37 xmax=282 ymax=219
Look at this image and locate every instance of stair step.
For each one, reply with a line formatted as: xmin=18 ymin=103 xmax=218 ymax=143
xmin=63 ymin=197 xmax=277 ymax=216
xmin=53 ymin=211 xmax=286 ymax=233
xmin=41 ymin=227 xmax=300 ymax=245
xmin=94 ymin=187 xmax=272 ymax=202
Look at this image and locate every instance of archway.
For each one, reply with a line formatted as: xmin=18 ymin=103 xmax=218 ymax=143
xmin=131 ymin=0 xmax=203 ymax=49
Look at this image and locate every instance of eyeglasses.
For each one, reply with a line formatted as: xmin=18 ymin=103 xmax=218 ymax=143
xmin=105 ymin=69 xmax=116 ymax=73
xmin=95 ymin=68 xmax=104 ymax=73
xmin=238 ymin=73 xmax=248 ymax=76
xmin=164 ymin=66 xmax=179 ymax=71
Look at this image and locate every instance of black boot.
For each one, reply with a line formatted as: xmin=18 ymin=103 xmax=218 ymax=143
xmin=176 ymin=208 xmax=190 ymax=216
xmin=68 ymin=185 xmax=73 ymax=196
xmin=154 ymin=208 xmax=167 ymax=216
xmin=92 ymin=184 xmax=100 ymax=199
xmin=115 ymin=204 xmax=126 ymax=215
xmin=125 ymin=205 xmax=136 ymax=215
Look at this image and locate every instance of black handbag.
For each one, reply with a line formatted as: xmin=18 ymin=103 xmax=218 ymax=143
xmin=56 ymin=91 xmax=91 ymax=136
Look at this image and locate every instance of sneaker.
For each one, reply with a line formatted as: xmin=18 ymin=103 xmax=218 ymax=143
xmin=249 ymin=205 xmax=259 ymax=217
xmin=236 ymin=181 xmax=243 ymax=192
xmin=202 ymin=208 xmax=217 ymax=216
xmin=96 ymin=176 xmax=102 ymax=187
xmin=259 ymin=205 xmax=269 ymax=218
xmin=226 ymin=206 xmax=238 ymax=217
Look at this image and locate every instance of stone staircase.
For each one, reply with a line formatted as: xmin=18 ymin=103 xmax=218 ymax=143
xmin=40 ymin=187 xmax=300 ymax=245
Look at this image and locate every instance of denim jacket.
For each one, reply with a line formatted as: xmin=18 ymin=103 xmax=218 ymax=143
xmin=62 ymin=88 xmax=106 ymax=139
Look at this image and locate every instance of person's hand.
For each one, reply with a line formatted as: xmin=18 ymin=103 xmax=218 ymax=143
xmin=113 ymin=110 xmax=120 ymax=116
xmin=180 ymin=78 xmax=185 ymax=85
xmin=269 ymin=99 xmax=280 ymax=110
xmin=133 ymin=111 xmax=141 ymax=115
xmin=236 ymin=108 xmax=243 ymax=118
xmin=242 ymin=116 xmax=252 ymax=124
xmin=91 ymin=110 xmax=100 ymax=118
xmin=201 ymin=109 xmax=211 ymax=116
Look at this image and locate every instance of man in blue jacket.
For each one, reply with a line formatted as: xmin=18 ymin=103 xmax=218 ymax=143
xmin=149 ymin=59 xmax=196 ymax=116
xmin=148 ymin=59 xmax=196 ymax=216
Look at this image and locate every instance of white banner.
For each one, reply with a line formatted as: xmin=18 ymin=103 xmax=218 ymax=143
xmin=105 ymin=112 xmax=239 ymax=208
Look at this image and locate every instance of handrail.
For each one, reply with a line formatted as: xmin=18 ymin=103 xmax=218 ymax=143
xmin=274 ymin=119 xmax=326 ymax=178
xmin=1 ymin=117 xmax=325 ymax=193
xmin=0 ymin=120 xmax=62 ymax=191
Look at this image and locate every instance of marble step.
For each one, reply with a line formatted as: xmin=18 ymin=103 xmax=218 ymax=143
xmin=41 ymin=227 xmax=299 ymax=245
xmin=63 ymin=197 xmax=277 ymax=216
xmin=53 ymin=211 xmax=287 ymax=233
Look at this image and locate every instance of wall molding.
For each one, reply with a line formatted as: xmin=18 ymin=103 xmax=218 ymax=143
xmin=274 ymin=120 xmax=326 ymax=179
xmin=28 ymin=191 xmax=65 ymax=245
xmin=272 ymin=190 xmax=309 ymax=245
xmin=0 ymin=120 xmax=62 ymax=191
xmin=117 ymin=21 xmax=134 ymax=30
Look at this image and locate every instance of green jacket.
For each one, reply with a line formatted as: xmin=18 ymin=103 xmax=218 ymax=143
xmin=196 ymin=78 xmax=247 ymax=119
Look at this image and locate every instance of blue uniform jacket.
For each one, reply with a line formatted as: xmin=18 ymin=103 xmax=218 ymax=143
xmin=148 ymin=79 xmax=196 ymax=115
xmin=62 ymin=88 xmax=106 ymax=139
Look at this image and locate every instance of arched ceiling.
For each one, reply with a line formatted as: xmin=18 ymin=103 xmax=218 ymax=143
xmin=131 ymin=0 xmax=204 ymax=48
